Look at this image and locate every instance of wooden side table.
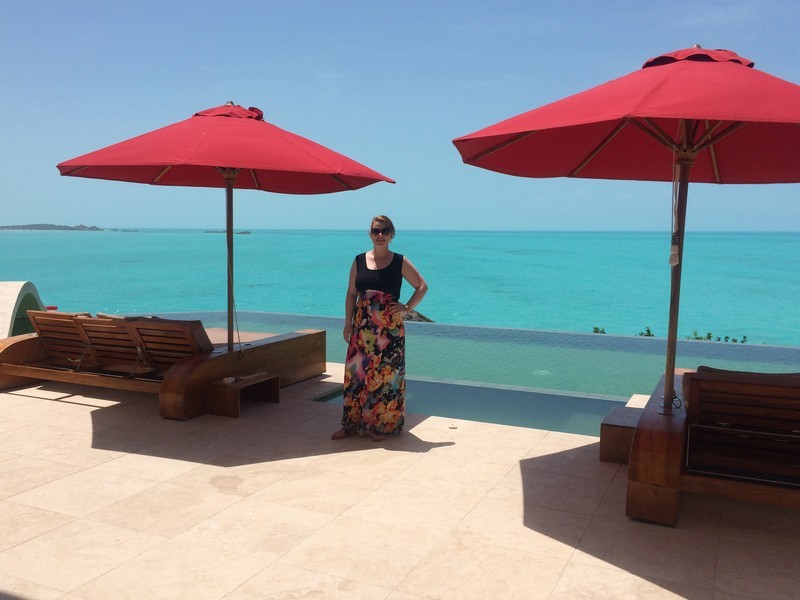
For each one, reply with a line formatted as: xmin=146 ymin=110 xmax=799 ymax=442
xmin=210 ymin=372 xmax=280 ymax=418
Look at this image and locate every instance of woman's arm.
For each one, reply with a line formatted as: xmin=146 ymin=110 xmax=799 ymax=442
xmin=395 ymin=257 xmax=428 ymax=316
xmin=343 ymin=259 xmax=358 ymax=342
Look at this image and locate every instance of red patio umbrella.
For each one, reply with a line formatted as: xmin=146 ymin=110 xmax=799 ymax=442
xmin=453 ymin=47 xmax=800 ymax=413
xmin=58 ymin=102 xmax=394 ymax=351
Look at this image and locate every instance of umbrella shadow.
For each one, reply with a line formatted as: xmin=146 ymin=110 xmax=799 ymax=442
xmin=12 ymin=382 xmax=454 ymax=466
xmin=517 ymin=443 xmax=791 ymax=597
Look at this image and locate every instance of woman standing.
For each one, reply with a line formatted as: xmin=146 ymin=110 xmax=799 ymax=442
xmin=332 ymin=215 xmax=428 ymax=441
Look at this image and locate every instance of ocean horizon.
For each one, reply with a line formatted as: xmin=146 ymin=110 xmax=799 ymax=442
xmin=2 ymin=228 xmax=799 ymax=348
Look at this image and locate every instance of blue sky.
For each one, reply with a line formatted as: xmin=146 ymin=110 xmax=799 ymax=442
xmin=2 ymin=1 xmax=800 ymax=231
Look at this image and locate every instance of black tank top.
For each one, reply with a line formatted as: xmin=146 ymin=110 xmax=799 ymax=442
xmin=355 ymin=252 xmax=404 ymax=298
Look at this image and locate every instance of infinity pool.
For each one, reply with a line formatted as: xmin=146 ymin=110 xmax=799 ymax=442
xmin=166 ymin=311 xmax=800 ymax=435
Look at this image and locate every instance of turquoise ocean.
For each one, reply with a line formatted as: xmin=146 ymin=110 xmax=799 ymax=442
xmin=2 ymin=229 xmax=797 ymax=344
xmin=2 ymin=229 xmax=799 ymax=432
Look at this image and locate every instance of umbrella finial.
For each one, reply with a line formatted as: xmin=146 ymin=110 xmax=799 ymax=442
xmin=225 ymin=100 xmax=235 ymax=106
xmin=692 ymin=43 xmax=703 ymax=49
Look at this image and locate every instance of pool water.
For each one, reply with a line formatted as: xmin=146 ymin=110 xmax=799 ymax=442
xmin=327 ymin=379 xmax=618 ymax=436
xmin=166 ymin=311 xmax=800 ymax=434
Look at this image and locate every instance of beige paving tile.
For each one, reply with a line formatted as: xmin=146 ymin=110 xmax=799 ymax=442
xmin=0 ymin=519 xmax=165 ymax=593
xmin=715 ymin=523 xmax=800 ymax=600
xmin=87 ymin=481 xmax=242 ymax=537
xmin=26 ymin=431 xmax=143 ymax=468
xmin=672 ymin=493 xmax=724 ymax=532
xmin=597 ymin=479 xmax=723 ymax=528
xmin=720 ymin=499 xmax=800 ymax=536
xmin=8 ymin=464 xmax=156 ymax=517
xmin=592 ymin=476 xmax=629 ymax=521
xmin=393 ymin=450 xmax=516 ymax=497
xmin=1 ymin=379 xmax=799 ymax=599
xmin=223 ymin=430 xmax=334 ymax=468
xmin=253 ymin=467 xmax=388 ymax=515
xmin=290 ymin=412 xmax=351 ymax=438
xmin=96 ymin=448 xmax=216 ymax=482
xmin=279 ymin=515 xmax=442 ymax=588
xmin=549 ymin=561 xmax=714 ymax=599
xmin=452 ymin=492 xmax=591 ymax=559
xmin=344 ymin=478 xmax=485 ymax=535
xmin=0 ymin=500 xmax=74 ymax=552
xmin=166 ymin=455 xmax=295 ymax=496
xmin=491 ymin=464 xmax=611 ymax=516
xmin=70 ymin=536 xmax=266 ymax=600
xmin=523 ymin=431 xmax=620 ymax=481
xmin=0 ymin=416 xmax=30 ymax=434
xmin=96 ymin=414 xmax=210 ymax=449
xmin=178 ymin=497 xmax=335 ymax=560
xmin=572 ymin=515 xmax=718 ymax=589
xmin=398 ymin=534 xmax=567 ymax=599
xmin=0 ymin=571 xmax=64 ymax=600
xmin=407 ymin=417 xmax=544 ymax=462
xmin=2 ymin=385 xmax=76 ymax=402
xmin=386 ymin=592 xmax=428 ymax=600
xmin=0 ymin=395 xmax=98 ymax=427
xmin=417 ymin=436 xmax=526 ymax=470
xmin=0 ymin=455 xmax=82 ymax=499
xmin=0 ymin=423 xmax=87 ymax=455
xmin=225 ymin=562 xmax=391 ymax=599
xmin=309 ymin=445 xmax=425 ymax=481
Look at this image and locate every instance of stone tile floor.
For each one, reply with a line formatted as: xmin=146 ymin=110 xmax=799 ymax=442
xmin=1 ymin=363 xmax=798 ymax=599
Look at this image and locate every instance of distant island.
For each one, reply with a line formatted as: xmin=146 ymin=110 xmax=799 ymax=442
xmin=0 ymin=224 xmax=103 ymax=231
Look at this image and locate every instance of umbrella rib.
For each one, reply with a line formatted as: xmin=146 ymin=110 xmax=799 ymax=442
xmin=465 ymin=131 xmax=535 ymax=164
xmin=691 ymin=120 xmax=724 ymax=150
xmin=329 ymin=174 xmax=356 ymax=191
xmin=153 ymin=165 xmax=172 ymax=184
xmin=693 ymin=121 xmax=745 ymax=153
xmin=694 ymin=121 xmax=746 ymax=184
xmin=704 ymin=121 xmax=722 ymax=184
xmin=708 ymin=143 xmax=721 ymax=183
xmin=632 ymin=118 xmax=680 ymax=151
xmin=570 ymin=120 xmax=630 ymax=177
xmin=60 ymin=166 xmax=89 ymax=176
xmin=248 ymin=169 xmax=261 ymax=190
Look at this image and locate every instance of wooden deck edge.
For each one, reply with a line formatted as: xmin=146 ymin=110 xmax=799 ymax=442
xmin=681 ymin=473 xmax=800 ymax=509
xmin=1 ymin=328 xmax=327 ymax=421
xmin=159 ymin=329 xmax=327 ymax=420
xmin=625 ymin=371 xmax=688 ymax=526
xmin=0 ymin=362 xmax=162 ymax=394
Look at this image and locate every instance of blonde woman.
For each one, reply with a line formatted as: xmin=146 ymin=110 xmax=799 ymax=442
xmin=332 ymin=215 xmax=428 ymax=441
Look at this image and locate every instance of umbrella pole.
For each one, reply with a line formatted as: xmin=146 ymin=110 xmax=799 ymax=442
xmin=226 ymin=181 xmax=234 ymax=353
xmin=218 ymin=167 xmax=241 ymax=353
xmin=661 ymin=154 xmax=692 ymax=414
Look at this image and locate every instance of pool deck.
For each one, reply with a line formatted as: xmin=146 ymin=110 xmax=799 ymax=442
xmin=1 ymin=363 xmax=798 ymax=599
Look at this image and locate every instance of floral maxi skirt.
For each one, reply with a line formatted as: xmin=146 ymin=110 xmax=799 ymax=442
xmin=341 ymin=289 xmax=405 ymax=436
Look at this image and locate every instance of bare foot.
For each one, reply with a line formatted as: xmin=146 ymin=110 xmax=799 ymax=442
xmin=369 ymin=432 xmax=387 ymax=442
xmin=331 ymin=428 xmax=352 ymax=440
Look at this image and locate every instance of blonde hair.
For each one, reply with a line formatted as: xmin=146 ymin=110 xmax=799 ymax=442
xmin=370 ymin=215 xmax=396 ymax=237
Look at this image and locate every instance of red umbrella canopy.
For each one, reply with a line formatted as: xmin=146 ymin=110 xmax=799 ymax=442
xmin=57 ymin=102 xmax=393 ymax=353
xmin=453 ymin=47 xmax=800 ymax=414
xmin=453 ymin=47 xmax=800 ymax=184
xmin=58 ymin=103 xmax=394 ymax=193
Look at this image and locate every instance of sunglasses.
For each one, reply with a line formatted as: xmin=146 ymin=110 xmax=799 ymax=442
xmin=370 ymin=227 xmax=392 ymax=236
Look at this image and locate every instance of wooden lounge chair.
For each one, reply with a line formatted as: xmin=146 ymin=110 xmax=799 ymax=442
xmin=0 ymin=312 xmax=327 ymax=420
xmin=25 ymin=310 xmax=99 ymax=370
xmin=73 ymin=316 xmax=155 ymax=378
xmin=127 ymin=318 xmax=214 ymax=375
xmin=626 ymin=367 xmax=800 ymax=526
